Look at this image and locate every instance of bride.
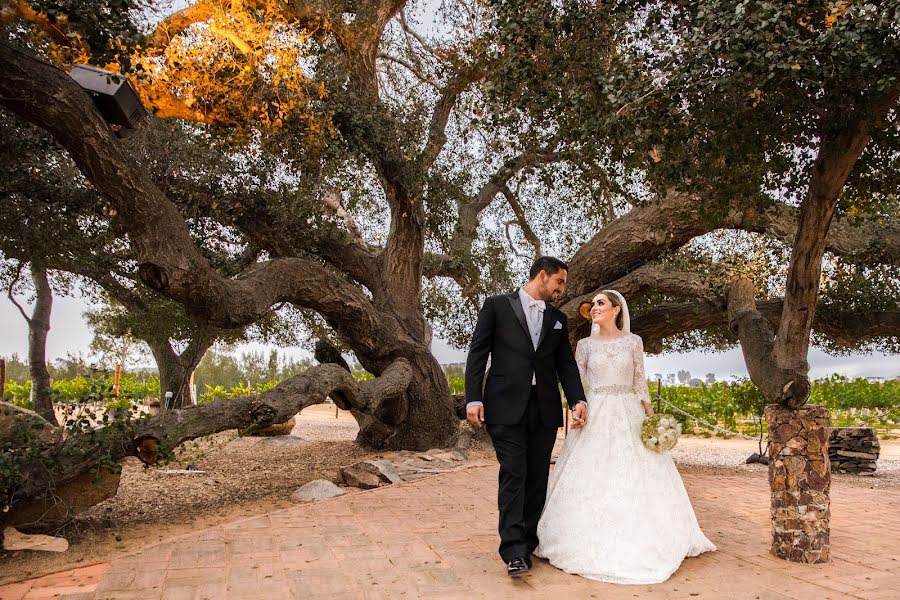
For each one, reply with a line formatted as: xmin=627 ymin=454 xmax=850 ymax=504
xmin=534 ymin=290 xmax=715 ymax=584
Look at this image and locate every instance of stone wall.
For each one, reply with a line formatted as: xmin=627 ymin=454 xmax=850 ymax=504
xmin=766 ymin=404 xmax=831 ymax=564
xmin=829 ymin=427 xmax=879 ymax=474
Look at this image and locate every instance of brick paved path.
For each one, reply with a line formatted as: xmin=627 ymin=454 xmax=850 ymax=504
xmin=2 ymin=466 xmax=898 ymax=599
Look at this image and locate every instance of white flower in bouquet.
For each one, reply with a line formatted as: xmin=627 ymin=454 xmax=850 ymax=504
xmin=641 ymin=414 xmax=680 ymax=453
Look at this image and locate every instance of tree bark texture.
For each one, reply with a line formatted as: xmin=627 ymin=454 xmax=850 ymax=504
xmin=27 ymin=267 xmax=56 ymax=425
xmin=148 ymin=336 xmax=213 ymax=409
xmin=728 ymin=278 xmax=811 ymax=408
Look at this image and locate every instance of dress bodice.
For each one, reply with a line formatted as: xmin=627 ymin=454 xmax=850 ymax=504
xmin=575 ymin=334 xmax=651 ymax=402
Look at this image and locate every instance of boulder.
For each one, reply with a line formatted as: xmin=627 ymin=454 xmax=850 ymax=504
xmin=290 ymin=480 xmax=346 ymax=503
xmin=2 ymin=527 xmax=68 ymax=552
xmin=339 ymin=466 xmax=383 ymax=489
xmin=348 ymin=459 xmax=403 ymax=484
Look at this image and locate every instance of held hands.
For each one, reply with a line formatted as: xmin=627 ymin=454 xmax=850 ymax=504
xmin=466 ymin=404 xmax=485 ymax=428
xmin=570 ymin=402 xmax=588 ymax=429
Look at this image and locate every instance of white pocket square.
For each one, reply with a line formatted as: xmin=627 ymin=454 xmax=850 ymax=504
xmin=553 ymin=321 xmax=563 ymax=330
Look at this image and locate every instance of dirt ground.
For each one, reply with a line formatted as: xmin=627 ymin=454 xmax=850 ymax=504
xmin=2 ymin=405 xmax=898 ymax=584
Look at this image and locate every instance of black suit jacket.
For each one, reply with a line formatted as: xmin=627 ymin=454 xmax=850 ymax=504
xmin=465 ymin=292 xmax=587 ymax=427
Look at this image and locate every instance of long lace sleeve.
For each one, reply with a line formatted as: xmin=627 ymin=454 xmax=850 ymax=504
xmin=575 ymin=339 xmax=588 ymax=383
xmin=632 ymin=334 xmax=651 ymax=404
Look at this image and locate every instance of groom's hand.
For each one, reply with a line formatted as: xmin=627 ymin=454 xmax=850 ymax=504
xmin=466 ymin=404 xmax=485 ymax=427
xmin=571 ymin=402 xmax=588 ymax=429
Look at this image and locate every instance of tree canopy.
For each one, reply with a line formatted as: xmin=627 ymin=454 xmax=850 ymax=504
xmin=0 ymin=0 xmax=897 ymax=445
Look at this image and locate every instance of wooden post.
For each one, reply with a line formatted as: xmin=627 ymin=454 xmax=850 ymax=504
xmin=113 ymin=363 xmax=122 ymax=397
xmin=656 ymin=377 xmax=663 ymax=414
xmin=0 ymin=358 xmax=6 ymax=401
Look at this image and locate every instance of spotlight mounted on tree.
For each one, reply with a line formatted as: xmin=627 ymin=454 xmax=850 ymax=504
xmin=69 ymin=64 xmax=147 ymax=135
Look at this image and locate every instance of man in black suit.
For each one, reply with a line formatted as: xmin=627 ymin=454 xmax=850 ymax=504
xmin=465 ymin=256 xmax=588 ymax=576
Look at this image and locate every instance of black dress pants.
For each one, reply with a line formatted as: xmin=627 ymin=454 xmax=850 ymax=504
xmin=486 ymin=387 xmax=558 ymax=562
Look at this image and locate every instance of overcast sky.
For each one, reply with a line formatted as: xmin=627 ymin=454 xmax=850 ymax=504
xmin=2 ymin=294 xmax=896 ymax=381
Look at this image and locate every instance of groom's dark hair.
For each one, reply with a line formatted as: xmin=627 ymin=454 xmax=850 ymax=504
xmin=529 ymin=256 xmax=568 ymax=280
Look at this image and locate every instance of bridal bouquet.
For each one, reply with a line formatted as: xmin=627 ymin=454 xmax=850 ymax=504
xmin=641 ymin=414 xmax=681 ymax=452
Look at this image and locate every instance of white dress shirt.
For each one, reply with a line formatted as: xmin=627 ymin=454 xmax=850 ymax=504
xmin=519 ymin=288 xmax=544 ymax=384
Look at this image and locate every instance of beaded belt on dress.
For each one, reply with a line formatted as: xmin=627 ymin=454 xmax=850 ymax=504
xmin=589 ymin=384 xmax=635 ymax=394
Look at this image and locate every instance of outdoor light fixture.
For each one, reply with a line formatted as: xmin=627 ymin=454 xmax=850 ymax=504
xmin=69 ymin=64 xmax=147 ymax=131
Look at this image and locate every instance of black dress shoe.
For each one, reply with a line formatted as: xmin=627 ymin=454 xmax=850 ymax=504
xmin=507 ymin=557 xmax=530 ymax=576
xmin=524 ymin=555 xmax=533 ymax=569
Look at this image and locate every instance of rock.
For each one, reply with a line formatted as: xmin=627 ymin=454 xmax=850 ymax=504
xmin=339 ymin=466 xmax=383 ymax=489
xmin=426 ymin=451 xmax=466 ymax=462
xmin=3 ymin=527 xmax=68 ymax=552
xmin=745 ymin=452 xmax=769 ymax=465
xmin=829 ymin=427 xmax=879 ymax=474
xmin=835 ymin=450 xmax=877 ymax=459
xmin=345 ymin=460 xmax=403 ymax=484
xmin=365 ymin=460 xmax=403 ymax=484
xmin=257 ymin=435 xmax=307 ymax=447
xmin=252 ymin=416 xmax=297 ymax=437
xmin=291 ymin=480 xmax=346 ymax=503
xmin=766 ymin=403 xmax=831 ymax=564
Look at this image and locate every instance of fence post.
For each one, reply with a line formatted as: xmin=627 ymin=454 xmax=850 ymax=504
xmin=0 ymin=358 xmax=6 ymax=401
xmin=656 ymin=377 xmax=662 ymax=414
xmin=113 ymin=363 xmax=122 ymax=397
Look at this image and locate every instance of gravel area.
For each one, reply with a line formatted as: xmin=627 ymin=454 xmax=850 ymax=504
xmin=670 ymin=435 xmax=900 ymax=489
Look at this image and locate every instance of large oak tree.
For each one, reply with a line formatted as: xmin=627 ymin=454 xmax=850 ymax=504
xmin=0 ymin=0 xmax=898 ymax=519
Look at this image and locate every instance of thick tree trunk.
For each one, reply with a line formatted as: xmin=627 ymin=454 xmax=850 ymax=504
xmin=27 ymin=268 xmax=57 ymax=426
xmin=728 ymin=278 xmax=810 ymax=407
xmin=351 ymin=343 xmax=457 ymax=450
xmin=148 ymin=337 xmax=211 ymax=409
xmin=149 ymin=343 xmax=191 ymax=409
xmin=772 ymin=96 xmax=895 ymax=377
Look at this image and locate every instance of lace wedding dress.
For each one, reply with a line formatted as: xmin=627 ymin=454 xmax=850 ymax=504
xmin=534 ymin=334 xmax=716 ymax=584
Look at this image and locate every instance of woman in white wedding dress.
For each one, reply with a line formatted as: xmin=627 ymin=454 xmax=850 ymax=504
xmin=535 ymin=290 xmax=715 ymax=584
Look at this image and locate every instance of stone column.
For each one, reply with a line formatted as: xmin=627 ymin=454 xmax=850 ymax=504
xmin=765 ymin=404 xmax=831 ymax=564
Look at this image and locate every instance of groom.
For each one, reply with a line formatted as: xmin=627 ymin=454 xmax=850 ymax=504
xmin=465 ymin=256 xmax=588 ymax=576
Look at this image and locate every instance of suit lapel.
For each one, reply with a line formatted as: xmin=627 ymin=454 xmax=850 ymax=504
xmin=537 ymin=307 xmax=554 ymax=350
xmin=508 ymin=293 xmax=532 ymax=345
